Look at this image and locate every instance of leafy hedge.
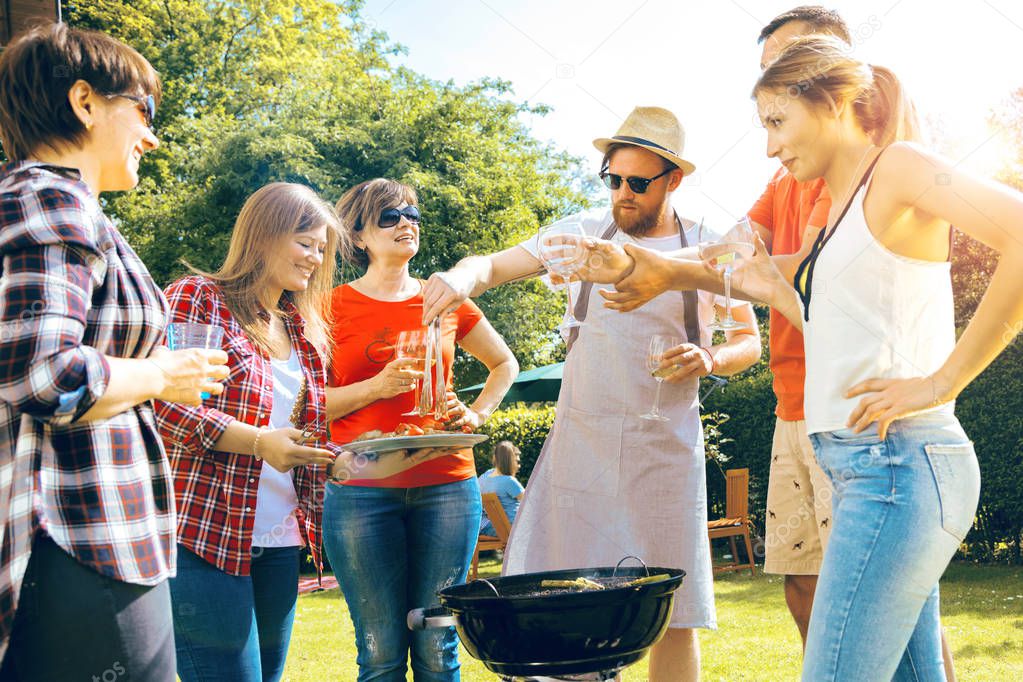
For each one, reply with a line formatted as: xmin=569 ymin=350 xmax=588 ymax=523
xmin=954 ymin=342 xmax=1023 ymax=563
xmin=476 ymin=405 xmax=556 ymax=482
xmin=701 ymin=372 xmax=776 ymax=527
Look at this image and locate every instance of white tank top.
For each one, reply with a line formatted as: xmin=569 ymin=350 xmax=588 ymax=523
xmin=800 ymin=169 xmax=956 ymax=435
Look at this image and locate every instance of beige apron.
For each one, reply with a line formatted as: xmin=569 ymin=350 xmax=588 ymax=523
xmin=503 ymin=218 xmax=717 ymax=629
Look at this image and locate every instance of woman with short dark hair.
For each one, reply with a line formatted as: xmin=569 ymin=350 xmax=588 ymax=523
xmin=0 ymin=24 xmax=228 ymax=680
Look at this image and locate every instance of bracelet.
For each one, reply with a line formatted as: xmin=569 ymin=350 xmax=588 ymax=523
xmin=252 ymin=428 xmax=265 ymax=460
xmin=698 ymin=346 xmax=716 ymax=374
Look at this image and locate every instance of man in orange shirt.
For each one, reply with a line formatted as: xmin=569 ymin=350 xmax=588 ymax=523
xmin=748 ymin=8 xmax=842 ymax=646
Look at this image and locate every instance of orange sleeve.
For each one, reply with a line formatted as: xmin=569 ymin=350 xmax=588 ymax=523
xmin=808 ymin=180 xmax=832 ymax=227
xmin=455 ymin=298 xmax=484 ymax=341
xmin=747 ymin=169 xmax=784 ymax=232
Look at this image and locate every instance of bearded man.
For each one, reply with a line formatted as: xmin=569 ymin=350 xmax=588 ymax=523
xmin=422 ymin=106 xmax=760 ymax=681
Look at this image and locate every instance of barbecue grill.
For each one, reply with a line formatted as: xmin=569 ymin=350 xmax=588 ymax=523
xmin=408 ymin=558 xmax=685 ymax=680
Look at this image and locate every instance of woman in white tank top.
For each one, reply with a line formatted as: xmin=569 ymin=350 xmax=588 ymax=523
xmin=735 ymin=37 xmax=1023 ymax=681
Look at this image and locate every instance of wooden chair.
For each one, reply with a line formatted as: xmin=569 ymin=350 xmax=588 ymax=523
xmin=707 ymin=468 xmax=757 ymax=576
xmin=470 ymin=492 xmax=513 ymax=580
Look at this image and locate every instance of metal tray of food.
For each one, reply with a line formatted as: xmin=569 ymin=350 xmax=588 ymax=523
xmin=341 ymin=432 xmax=489 ymax=455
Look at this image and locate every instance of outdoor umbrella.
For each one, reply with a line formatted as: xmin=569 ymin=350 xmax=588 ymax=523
xmin=458 ymin=362 xmax=563 ymax=404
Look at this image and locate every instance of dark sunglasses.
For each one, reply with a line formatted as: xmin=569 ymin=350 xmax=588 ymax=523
xmin=107 ymin=93 xmax=157 ymax=130
xmin=599 ymin=166 xmax=673 ymax=194
xmin=377 ymin=205 xmax=421 ymax=229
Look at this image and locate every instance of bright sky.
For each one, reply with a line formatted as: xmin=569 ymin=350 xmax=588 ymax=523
xmin=360 ymin=0 xmax=1023 ymax=228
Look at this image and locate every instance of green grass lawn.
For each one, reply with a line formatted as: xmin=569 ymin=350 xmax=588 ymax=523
xmin=285 ymin=560 xmax=1023 ymax=680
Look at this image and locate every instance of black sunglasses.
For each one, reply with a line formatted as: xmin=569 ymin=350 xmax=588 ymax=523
xmin=107 ymin=93 xmax=157 ymax=130
xmin=599 ymin=166 xmax=673 ymax=194
xmin=377 ymin=205 xmax=421 ymax=229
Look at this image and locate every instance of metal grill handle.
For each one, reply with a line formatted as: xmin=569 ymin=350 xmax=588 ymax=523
xmin=612 ymin=555 xmax=650 ymax=577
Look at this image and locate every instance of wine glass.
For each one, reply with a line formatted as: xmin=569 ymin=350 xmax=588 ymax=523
xmin=641 ymin=334 xmax=680 ymax=421
xmin=395 ymin=329 xmax=427 ymax=416
xmin=537 ymin=221 xmax=587 ymax=331
xmin=699 ymin=218 xmax=755 ymax=331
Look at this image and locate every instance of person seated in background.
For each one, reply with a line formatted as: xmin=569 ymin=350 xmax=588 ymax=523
xmin=479 ymin=441 xmax=525 ymax=536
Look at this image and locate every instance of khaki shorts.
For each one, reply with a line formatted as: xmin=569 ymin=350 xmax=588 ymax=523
xmin=763 ymin=417 xmax=833 ymax=575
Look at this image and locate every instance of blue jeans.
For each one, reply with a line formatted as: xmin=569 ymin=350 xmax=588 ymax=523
xmin=170 ymin=544 xmax=300 ymax=682
xmin=804 ymin=413 xmax=980 ymax=681
xmin=322 ymin=477 xmax=482 ymax=681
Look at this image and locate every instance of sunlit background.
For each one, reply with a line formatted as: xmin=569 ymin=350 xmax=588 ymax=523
xmin=361 ymin=0 xmax=1023 ymax=227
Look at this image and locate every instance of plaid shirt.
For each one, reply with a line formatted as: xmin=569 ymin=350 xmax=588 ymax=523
xmin=0 ymin=162 xmax=173 ymax=657
xmin=154 ymin=276 xmax=329 ymax=577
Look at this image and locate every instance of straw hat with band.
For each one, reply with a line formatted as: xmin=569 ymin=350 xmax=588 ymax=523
xmin=592 ymin=106 xmax=696 ymax=176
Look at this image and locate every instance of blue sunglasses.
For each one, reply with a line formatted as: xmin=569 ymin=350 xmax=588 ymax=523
xmin=106 ymin=93 xmax=157 ymax=130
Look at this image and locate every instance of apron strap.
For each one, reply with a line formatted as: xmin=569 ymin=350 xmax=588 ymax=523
xmin=565 ymin=222 xmax=619 ymax=352
xmin=677 ymin=218 xmax=702 ymax=346
xmin=566 ymin=213 xmax=702 ymax=354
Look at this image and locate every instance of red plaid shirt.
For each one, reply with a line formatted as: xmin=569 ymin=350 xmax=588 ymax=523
xmin=154 ymin=276 xmax=329 ymax=576
xmin=0 ymin=162 xmax=173 ymax=658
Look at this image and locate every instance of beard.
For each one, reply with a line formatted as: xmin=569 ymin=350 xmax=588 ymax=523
xmin=612 ymin=200 xmax=665 ymax=237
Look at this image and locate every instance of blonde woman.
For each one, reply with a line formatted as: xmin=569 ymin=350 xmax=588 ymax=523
xmin=739 ymin=37 xmax=1021 ymax=680
xmin=155 ymin=183 xmax=345 ymax=681
xmin=566 ymin=33 xmax=1023 ymax=682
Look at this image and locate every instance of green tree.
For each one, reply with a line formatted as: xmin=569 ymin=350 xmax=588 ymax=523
xmin=65 ymin=0 xmax=592 ymax=378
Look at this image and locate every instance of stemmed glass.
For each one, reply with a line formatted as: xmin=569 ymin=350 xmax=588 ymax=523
xmin=699 ymin=217 xmax=755 ymax=331
xmin=641 ymin=334 xmax=680 ymax=421
xmin=537 ymin=221 xmax=587 ymax=331
xmin=395 ymin=329 xmax=427 ymax=416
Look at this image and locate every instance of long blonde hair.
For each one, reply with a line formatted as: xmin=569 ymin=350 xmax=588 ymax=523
xmin=754 ymin=35 xmax=920 ymax=146
xmin=194 ymin=182 xmax=346 ymax=356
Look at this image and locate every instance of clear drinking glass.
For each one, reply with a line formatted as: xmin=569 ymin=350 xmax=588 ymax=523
xmin=396 ymin=329 xmax=428 ymax=416
xmin=641 ymin=334 xmax=680 ymax=421
xmin=699 ymin=217 xmax=755 ymax=331
xmin=166 ymin=322 xmax=224 ymax=399
xmin=537 ymin=221 xmax=587 ymax=331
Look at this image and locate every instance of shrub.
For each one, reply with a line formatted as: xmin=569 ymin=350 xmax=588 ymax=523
xmin=476 ymin=404 xmax=556 ymax=484
xmin=955 ymin=341 xmax=1023 ymax=563
xmin=701 ymin=372 xmax=776 ymax=530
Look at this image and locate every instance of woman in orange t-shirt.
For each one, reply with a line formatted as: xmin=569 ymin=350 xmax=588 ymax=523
xmin=323 ymin=178 xmax=517 ymax=680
